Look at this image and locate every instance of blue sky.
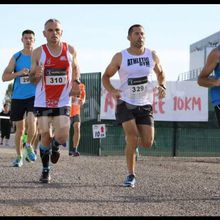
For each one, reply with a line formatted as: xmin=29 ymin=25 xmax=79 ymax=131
xmin=0 ymin=4 xmax=220 ymax=106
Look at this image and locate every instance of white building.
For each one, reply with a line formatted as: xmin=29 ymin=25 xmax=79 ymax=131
xmin=178 ymin=31 xmax=220 ymax=81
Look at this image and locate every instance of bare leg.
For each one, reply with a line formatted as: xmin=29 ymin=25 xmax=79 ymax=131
xmin=122 ymin=119 xmax=139 ymax=175
xmin=26 ymin=112 xmax=36 ymax=146
xmin=72 ymin=121 xmax=80 ymax=156
xmin=15 ymin=120 xmax=25 ymax=156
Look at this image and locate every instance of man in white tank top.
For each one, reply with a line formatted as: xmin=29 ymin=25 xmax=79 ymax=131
xmin=102 ymin=24 xmax=166 ymax=188
xmin=30 ymin=19 xmax=81 ymax=183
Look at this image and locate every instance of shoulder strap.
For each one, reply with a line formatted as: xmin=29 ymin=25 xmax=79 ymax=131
xmin=12 ymin=51 xmax=22 ymax=94
xmin=14 ymin=51 xmax=22 ymax=72
xmin=15 ymin=51 xmax=22 ymax=62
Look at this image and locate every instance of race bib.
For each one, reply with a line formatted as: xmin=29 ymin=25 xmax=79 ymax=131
xmin=45 ymin=68 xmax=67 ymax=85
xmin=46 ymin=75 xmax=67 ymax=85
xmin=127 ymin=76 xmax=148 ymax=99
xmin=20 ymin=75 xmax=30 ymax=84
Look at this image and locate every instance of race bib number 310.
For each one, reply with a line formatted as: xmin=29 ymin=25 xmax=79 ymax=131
xmin=46 ymin=75 xmax=67 ymax=85
xmin=45 ymin=68 xmax=67 ymax=85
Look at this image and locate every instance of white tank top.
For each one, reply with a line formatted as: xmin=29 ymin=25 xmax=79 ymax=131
xmin=118 ymin=48 xmax=155 ymax=105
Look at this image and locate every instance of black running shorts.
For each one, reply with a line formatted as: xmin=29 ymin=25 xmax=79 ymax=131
xmin=115 ymin=100 xmax=154 ymax=126
xmin=34 ymin=106 xmax=70 ymax=117
xmin=10 ymin=96 xmax=35 ymax=121
xmin=214 ymin=104 xmax=220 ymax=127
xmin=70 ymin=114 xmax=80 ymax=124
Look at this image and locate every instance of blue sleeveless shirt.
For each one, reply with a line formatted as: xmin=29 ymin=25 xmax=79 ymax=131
xmin=12 ymin=51 xmax=36 ymax=99
xmin=210 ymin=45 xmax=220 ymax=106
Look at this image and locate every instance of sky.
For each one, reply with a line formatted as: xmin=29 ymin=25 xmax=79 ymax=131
xmin=0 ymin=4 xmax=220 ymax=106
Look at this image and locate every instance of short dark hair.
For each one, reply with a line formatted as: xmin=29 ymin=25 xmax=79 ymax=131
xmin=128 ymin=24 xmax=144 ymax=36
xmin=44 ymin=18 xmax=61 ymax=27
xmin=22 ymin=29 xmax=35 ymax=36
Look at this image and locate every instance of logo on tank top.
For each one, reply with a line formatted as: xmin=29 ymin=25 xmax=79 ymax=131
xmin=60 ymin=56 xmax=67 ymax=61
xmin=127 ymin=57 xmax=150 ymax=67
xmin=46 ymin=58 xmax=51 ymax=65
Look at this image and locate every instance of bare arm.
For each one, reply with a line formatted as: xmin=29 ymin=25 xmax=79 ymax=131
xmin=69 ymin=45 xmax=81 ymax=96
xmin=2 ymin=56 xmax=29 ymax=82
xmin=102 ymin=52 xmax=122 ymax=100
xmin=70 ymin=45 xmax=80 ymax=81
xmin=76 ymin=84 xmax=86 ymax=106
xmin=197 ymin=48 xmax=220 ymax=88
xmin=81 ymin=85 xmax=86 ymax=105
xmin=29 ymin=47 xmax=43 ymax=85
xmin=152 ymin=50 xmax=166 ymax=99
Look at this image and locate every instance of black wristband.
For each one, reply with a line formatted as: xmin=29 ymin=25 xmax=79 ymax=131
xmin=74 ymin=79 xmax=81 ymax=84
xmin=159 ymin=84 xmax=166 ymax=90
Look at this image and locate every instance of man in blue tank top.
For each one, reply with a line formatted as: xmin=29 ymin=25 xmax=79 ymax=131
xmin=2 ymin=30 xmax=37 ymax=167
xmin=198 ymin=45 xmax=220 ymax=125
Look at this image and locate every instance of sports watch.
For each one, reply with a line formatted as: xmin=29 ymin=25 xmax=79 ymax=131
xmin=74 ymin=79 xmax=81 ymax=84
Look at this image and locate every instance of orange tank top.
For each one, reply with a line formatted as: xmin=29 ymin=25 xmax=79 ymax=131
xmin=70 ymin=83 xmax=86 ymax=117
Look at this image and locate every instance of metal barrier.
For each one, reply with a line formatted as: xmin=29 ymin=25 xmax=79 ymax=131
xmin=69 ymin=73 xmax=220 ymax=157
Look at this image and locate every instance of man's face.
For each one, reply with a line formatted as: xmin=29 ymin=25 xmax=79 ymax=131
xmin=22 ymin=34 xmax=35 ymax=49
xmin=128 ymin=27 xmax=145 ymax=48
xmin=43 ymin=21 xmax=63 ymax=44
xmin=4 ymin=105 xmax=9 ymax=111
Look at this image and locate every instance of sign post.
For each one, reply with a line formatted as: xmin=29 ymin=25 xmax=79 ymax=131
xmin=92 ymin=124 xmax=106 ymax=139
xmin=92 ymin=123 xmax=106 ymax=156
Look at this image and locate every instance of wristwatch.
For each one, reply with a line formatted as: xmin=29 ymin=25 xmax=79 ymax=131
xmin=74 ymin=79 xmax=81 ymax=84
xmin=159 ymin=84 xmax=166 ymax=90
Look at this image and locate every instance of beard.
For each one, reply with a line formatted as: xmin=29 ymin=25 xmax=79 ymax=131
xmin=133 ymin=40 xmax=145 ymax=48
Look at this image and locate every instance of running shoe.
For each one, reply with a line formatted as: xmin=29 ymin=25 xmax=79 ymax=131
xmin=25 ymin=154 xmax=34 ymax=163
xmin=39 ymin=169 xmax=51 ymax=183
xmin=23 ymin=143 xmax=31 ymax=163
xmin=51 ymin=149 xmax=60 ymax=164
xmin=25 ymin=156 xmax=32 ymax=163
xmin=12 ymin=156 xmax=23 ymax=167
xmin=25 ymin=145 xmax=37 ymax=162
xmin=123 ymin=174 xmax=136 ymax=188
xmin=72 ymin=151 xmax=80 ymax=157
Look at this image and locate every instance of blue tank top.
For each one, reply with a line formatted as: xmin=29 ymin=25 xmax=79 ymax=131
xmin=12 ymin=51 xmax=36 ymax=99
xmin=210 ymin=45 xmax=220 ymax=106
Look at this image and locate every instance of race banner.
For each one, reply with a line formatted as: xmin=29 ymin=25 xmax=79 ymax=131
xmin=101 ymin=80 xmax=208 ymax=122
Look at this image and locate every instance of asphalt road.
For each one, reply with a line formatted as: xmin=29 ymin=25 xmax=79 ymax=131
xmin=0 ymin=134 xmax=219 ymax=216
